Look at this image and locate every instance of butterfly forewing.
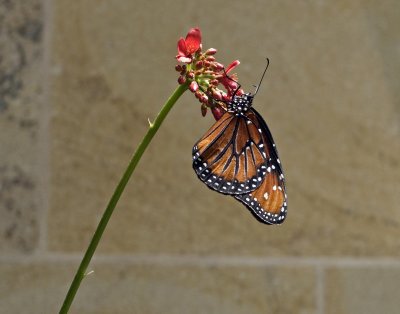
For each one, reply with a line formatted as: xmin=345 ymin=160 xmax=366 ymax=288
xmin=193 ymin=111 xmax=270 ymax=195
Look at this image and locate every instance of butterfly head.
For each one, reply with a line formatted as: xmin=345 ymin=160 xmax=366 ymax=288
xmin=228 ymin=92 xmax=254 ymax=115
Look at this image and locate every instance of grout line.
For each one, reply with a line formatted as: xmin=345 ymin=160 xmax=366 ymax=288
xmin=316 ymin=265 xmax=325 ymax=314
xmin=2 ymin=254 xmax=400 ymax=267
xmin=36 ymin=0 xmax=54 ymax=254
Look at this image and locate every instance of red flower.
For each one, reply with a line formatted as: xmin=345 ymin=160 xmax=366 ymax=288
xmin=175 ymin=27 xmax=245 ymax=120
xmin=176 ymin=28 xmax=202 ymax=63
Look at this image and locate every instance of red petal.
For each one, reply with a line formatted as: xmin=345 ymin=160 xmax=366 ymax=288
xmin=185 ymin=27 xmax=202 ymax=54
xmin=177 ymin=38 xmax=187 ymax=56
xmin=176 ymin=56 xmax=192 ymax=63
xmin=226 ymin=60 xmax=240 ymax=73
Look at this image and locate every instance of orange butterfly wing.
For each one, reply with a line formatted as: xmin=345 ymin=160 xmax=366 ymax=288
xmin=234 ymin=109 xmax=287 ymax=224
xmin=192 ymin=107 xmax=287 ymax=225
xmin=234 ymin=167 xmax=287 ymax=224
xmin=192 ymin=111 xmax=270 ymax=195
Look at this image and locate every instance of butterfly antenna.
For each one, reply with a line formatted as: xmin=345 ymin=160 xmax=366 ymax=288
xmin=253 ymin=58 xmax=270 ymax=96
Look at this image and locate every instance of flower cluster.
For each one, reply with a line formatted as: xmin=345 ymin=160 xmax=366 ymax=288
xmin=175 ymin=27 xmax=243 ymax=120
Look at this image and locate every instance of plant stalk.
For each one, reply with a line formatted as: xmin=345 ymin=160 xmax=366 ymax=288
xmin=59 ymin=83 xmax=188 ymax=313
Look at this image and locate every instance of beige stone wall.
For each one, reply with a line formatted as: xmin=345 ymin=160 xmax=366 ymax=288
xmin=1 ymin=0 xmax=400 ymax=313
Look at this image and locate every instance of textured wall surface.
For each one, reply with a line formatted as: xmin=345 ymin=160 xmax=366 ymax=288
xmin=1 ymin=0 xmax=400 ymax=313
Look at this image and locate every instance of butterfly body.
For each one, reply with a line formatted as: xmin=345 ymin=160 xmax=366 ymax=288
xmin=227 ymin=93 xmax=253 ymax=114
xmin=192 ymin=92 xmax=287 ymax=225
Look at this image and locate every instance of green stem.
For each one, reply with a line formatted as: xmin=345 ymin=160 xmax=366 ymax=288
xmin=59 ymin=83 xmax=189 ymax=314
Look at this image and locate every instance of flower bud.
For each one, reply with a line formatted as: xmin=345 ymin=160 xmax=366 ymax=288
xmin=206 ymin=56 xmax=216 ymax=62
xmin=187 ymin=71 xmax=195 ymax=79
xmin=227 ymin=80 xmax=238 ymax=90
xmin=210 ymin=79 xmax=219 ymax=86
xmin=205 ymin=48 xmax=217 ymax=55
xmin=212 ymin=62 xmax=224 ymax=70
xmin=189 ymin=81 xmax=199 ymax=92
xmin=175 ymin=65 xmax=182 ymax=72
xmin=222 ymin=94 xmax=231 ymax=102
xmin=212 ymin=105 xmax=225 ymax=121
xmin=212 ymin=90 xmax=223 ymax=100
xmin=195 ymin=91 xmax=202 ymax=99
xmin=178 ymin=76 xmax=186 ymax=84
xmin=201 ymin=104 xmax=208 ymax=116
xmin=196 ymin=61 xmax=204 ymax=69
xmin=200 ymin=94 xmax=209 ymax=103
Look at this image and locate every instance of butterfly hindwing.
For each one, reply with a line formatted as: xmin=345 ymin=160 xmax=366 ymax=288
xmin=234 ymin=108 xmax=287 ymax=224
xmin=234 ymin=167 xmax=287 ymax=224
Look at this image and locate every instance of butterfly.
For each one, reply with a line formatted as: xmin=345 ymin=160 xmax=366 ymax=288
xmin=192 ymin=59 xmax=287 ymax=224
